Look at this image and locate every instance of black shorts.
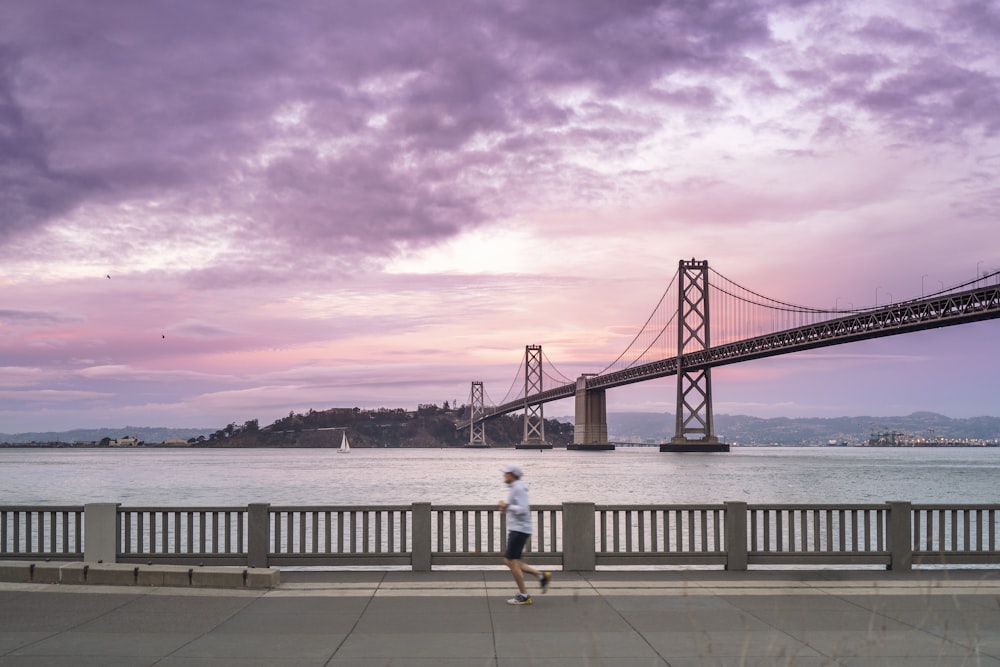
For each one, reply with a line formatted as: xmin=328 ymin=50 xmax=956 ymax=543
xmin=505 ymin=530 xmax=530 ymax=560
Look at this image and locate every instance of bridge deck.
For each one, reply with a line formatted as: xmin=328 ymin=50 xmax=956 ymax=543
xmin=474 ymin=282 xmax=1000 ymax=423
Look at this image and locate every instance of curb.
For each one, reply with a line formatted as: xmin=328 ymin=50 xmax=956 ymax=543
xmin=0 ymin=560 xmax=279 ymax=589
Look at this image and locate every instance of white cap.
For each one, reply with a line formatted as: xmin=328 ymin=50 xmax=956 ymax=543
xmin=501 ymin=464 xmax=523 ymax=478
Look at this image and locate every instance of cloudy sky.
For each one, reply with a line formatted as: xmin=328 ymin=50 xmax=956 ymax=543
xmin=2 ymin=0 xmax=999 ymax=434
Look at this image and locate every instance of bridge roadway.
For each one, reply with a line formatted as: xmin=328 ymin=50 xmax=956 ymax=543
xmin=2 ymin=569 xmax=1000 ymax=665
xmin=482 ymin=281 xmax=1000 ymax=421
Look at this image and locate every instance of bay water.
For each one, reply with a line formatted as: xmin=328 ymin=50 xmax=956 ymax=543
xmin=3 ymin=446 xmax=998 ymax=507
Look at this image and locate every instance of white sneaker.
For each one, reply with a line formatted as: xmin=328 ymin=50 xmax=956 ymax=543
xmin=506 ymin=593 xmax=532 ymax=605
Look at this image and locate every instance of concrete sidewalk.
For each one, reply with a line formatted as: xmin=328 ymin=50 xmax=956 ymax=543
xmin=1 ymin=569 xmax=999 ymax=666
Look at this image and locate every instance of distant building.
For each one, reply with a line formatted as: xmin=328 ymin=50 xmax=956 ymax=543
xmin=111 ymin=436 xmax=141 ymax=447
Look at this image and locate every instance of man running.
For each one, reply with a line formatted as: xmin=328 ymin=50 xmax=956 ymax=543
xmin=499 ymin=464 xmax=552 ymax=604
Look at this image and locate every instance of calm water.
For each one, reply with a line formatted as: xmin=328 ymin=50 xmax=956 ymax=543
xmin=2 ymin=446 xmax=998 ymax=506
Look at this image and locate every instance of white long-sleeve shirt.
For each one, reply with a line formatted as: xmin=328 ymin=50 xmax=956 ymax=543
xmin=505 ymin=479 xmax=532 ymax=534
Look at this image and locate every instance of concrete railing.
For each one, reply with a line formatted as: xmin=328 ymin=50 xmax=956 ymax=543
xmin=0 ymin=506 xmax=84 ymax=561
xmin=3 ymin=502 xmax=999 ymax=571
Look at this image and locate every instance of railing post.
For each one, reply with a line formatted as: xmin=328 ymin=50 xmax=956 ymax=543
xmin=887 ymin=501 xmax=912 ymax=571
xmin=83 ymin=503 xmax=119 ymax=563
xmin=724 ymin=501 xmax=748 ymax=571
xmin=561 ymin=502 xmax=596 ymax=571
xmin=248 ymin=503 xmax=270 ymax=568
xmin=411 ymin=502 xmax=432 ymax=572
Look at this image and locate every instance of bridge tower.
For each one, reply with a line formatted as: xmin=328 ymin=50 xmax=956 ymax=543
xmin=517 ymin=345 xmax=552 ymax=450
xmin=662 ymin=259 xmax=729 ymax=453
xmin=466 ymin=381 xmax=489 ymax=448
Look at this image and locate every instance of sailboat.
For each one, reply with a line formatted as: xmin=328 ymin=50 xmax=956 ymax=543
xmin=339 ymin=431 xmax=351 ymax=453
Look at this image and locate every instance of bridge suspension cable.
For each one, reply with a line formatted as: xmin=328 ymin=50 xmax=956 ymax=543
xmin=541 ymin=349 xmax=575 ymax=385
xmin=707 ymin=268 xmax=837 ymax=346
xmin=705 ymin=266 xmax=1000 ymax=347
xmin=476 ymin=346 xmax=573 ymax=416
xmin=495 ymin=353 xmax=526 ymax=406
xmin=586 ymin=264 xmax=1000 ymax=384
xmin=596 ymin=269 xmax=680 ymax=375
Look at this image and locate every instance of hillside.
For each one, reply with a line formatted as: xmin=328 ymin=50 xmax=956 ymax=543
xmin=204 ymin=405 xmax=574 ymax=448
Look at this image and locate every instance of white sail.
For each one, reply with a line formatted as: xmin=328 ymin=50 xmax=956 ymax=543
xmin=339 ymin=432 xmax=351 ymax=453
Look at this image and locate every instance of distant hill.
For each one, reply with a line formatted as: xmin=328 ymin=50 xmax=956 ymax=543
xmin=0 ymin=426 xmax=216 ymax=445
xmin=584 ymin=411 xmax=1000 ymax=445
xmin=6 ymin=409 xmax=997 ymax=447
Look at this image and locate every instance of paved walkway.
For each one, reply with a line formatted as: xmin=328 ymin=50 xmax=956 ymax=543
xmin=1 ymin=569 xmax=999 ymax=666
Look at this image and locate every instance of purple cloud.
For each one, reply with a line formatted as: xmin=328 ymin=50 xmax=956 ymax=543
xmin=0 ymin=309 xmax=74 ymax=324
xmin=1 ymin=0 xmax=999 ymax=432
xmin=0 ymin=0 xmax=780 ymax=258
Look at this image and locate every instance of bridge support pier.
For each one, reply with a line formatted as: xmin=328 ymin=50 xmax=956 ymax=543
xmin=569 ymin=375 xmax=613 ymax=451
xmin=661 ymin=439 xmax=729 ymax=453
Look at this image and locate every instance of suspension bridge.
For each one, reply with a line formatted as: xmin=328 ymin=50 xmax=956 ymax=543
xmin=464 ymin=259 xmax=1000 ymax=452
